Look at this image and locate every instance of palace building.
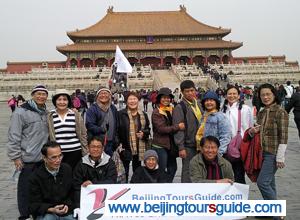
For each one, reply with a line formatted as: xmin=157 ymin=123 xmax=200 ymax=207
xmin=56 ymin=5 xmax=243 ymax=68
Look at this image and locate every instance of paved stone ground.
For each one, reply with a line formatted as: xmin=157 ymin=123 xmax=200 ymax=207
xmin=0 ymin=101 xmax=299 ymax=220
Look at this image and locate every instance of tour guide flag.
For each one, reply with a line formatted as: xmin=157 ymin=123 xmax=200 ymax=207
xmin=80 ymin=183 xmax=256 ymax=220
xmin=114 ymin=45 xmax=133 ymax=73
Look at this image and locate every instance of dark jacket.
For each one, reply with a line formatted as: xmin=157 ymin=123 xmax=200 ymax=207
xmin=130 ymin=166 xmax=171 ymax=183
xmin=118 ymin=108 xmax=150 ymax=161
xmin=73 ymin=153 xmax=117 ymax=207
xmin=28 ymin=163 xmax=74 ymax=218
xmin=172 ymin=99 xmax=202 ymax=150
xmin=151 ymin=108 xmax=180 ymax=150
xmin=85 ymin=103 xmax=119 ymax=146
xmin=286 ymin=92 xmax=300 ymax=117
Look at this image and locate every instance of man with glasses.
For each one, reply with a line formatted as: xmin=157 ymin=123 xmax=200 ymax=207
xmin=73 ymin=136 xmax=117 ymax=216
xmin=28 ymin=141 xmax=75 ymax=220
xmin=7 ymin=84 xmax=49 ymax=220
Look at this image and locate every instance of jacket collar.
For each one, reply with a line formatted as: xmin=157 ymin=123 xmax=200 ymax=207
xmin=82 ymin=153 xmax=110 ymax=168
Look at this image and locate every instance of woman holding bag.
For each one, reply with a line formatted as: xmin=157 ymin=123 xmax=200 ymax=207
xmin=249 ymin=83 xmax=288 ymax=220
xmin=222 ymin=85 xmax=253 ymax=183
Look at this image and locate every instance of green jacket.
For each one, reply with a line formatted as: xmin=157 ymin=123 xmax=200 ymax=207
xmin=190 ymin=153 xmax=234 ymax=183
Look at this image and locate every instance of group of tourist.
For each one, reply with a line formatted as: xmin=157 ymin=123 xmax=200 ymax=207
xmin=6 ymin=78 xmax=299 ymax=220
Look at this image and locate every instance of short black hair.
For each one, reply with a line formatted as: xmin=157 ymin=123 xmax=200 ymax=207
xmin=257 ymin=83 xmax=280 ymax=107
xmin=41 ymin=141 xmax=61 ymax=157
xmin=200 ymin=136 xmax=220 ymax=148
xmin=180 ymin=80 xmax=195 ymax=92
xmin=286 ymin=81 xmax=291 ymax=85
xmin=88 ymin=136 xmax=103 ymax=146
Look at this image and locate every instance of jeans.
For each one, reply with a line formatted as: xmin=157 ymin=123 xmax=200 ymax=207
xmin=257 ymin=151 xmax=278 ymax=200
xmin=36 ymin=214 xmax=75 ymax=220
xmin=123 ymin=155 xmax=141 ymax=183
xmin=104 ymin=141 xmax=114 ymax=157
xmin=153 ymin=147 xmax=177 ymax=182
xmin=181 ymin=147 xmax=197 ymax=183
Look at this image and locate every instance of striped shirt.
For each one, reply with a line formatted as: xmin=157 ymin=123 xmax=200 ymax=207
xmin=52 ymin=110 xmax=81 ymax=152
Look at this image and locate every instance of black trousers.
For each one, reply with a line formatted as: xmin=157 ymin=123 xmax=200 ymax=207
xmin=122 ymin=155 xmax=141 ymax=183
xmin=18 ymin=162 xmax=42 ymax=219
xmin=62 ymin=150 xmax=82 ymax=170
xmin=230 ymin=159 xmax=246 ymax=184
xmin=294 ymin=116 xmax=300 ymax=139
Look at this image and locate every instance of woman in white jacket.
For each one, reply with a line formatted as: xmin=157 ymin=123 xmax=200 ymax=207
xmin=222 ymin=85 xmax=253 ymax=183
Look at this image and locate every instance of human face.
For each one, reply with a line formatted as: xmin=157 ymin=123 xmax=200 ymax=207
xmin=55 ymin=95 xmax=69 ymax=111
xmin=127 ymin=95 xmax=139 ymax=110
xmin=201 ymin=140 xmax=218 ymax=161
xmin=32 ymin=91 xmax=48 ymax=106
xmin=88 ymin=140 xmax=103 ymax=161
xmin=160 ymin=95 xmax=171 ymax=106
xmin=204 ymin=99 xmax=217 ymax=112
xmin=145 ymin=156 xmax=157 ymax=170
xmin=97 ymin=91 xmax=111 ymax=104
xmin=260 ymin=88 xmax=275 ymax=107
xmin=226 ymin=88 xmax=240 ymax=105
xmin=182 ymin=87 xmax=196 ymax=102
xmin=44 ymin=146 xmax=63 ymax=171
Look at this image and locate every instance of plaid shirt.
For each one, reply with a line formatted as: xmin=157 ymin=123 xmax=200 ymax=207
xmin=257 ymin=104 xmax=289 ymax=154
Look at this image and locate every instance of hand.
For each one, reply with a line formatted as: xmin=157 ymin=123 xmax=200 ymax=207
xmin=73 ymin=208 xmax=81 ymax=219
xmin=216 ymin=178 xmax=234 ymax=184
xmin=249 ymin=125 xmax=260 ymax=135
xmin=178 ymin=122 xmax=185 ymax=130
xmin=14 ymin=159 xmax=23 ymax=171
xmin=82 ymin=180 xmax=93 ymax=187
xmin=178 ymin=149 xmax=187 ymax=159
xmin=277 ymin=162 xmax=285 ymax=169
xmin=52 ymin=204 xmax=68 ymax=215
xmin=136 ymin=131 xmax=144 ymax=139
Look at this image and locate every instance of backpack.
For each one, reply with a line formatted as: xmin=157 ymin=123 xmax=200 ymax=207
xmin=72 ymin=97 xmax=81 ymax=109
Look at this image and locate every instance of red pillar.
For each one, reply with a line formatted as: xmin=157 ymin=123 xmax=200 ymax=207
xmin=92 ymin=59 xmax=96 ymax=67
xmin=189 ymin=57 xmax=193 ymax=65
xmin=160 ymin=57 xmax=163 ymax=66
xmin=66 ymin=57 xmax=70 ymax=68
xmin=77 ymin=58 xmax=81 ymax=68
xmin=205 ymin=56 xmax=208 ymax=65
xmin=108 ymin=59 xmax=111 ymax=67
xmin=175 ymin=57 xmax=179 ymax=65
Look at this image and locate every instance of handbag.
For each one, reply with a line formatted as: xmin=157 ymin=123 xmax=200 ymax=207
xmin=227 ymin=109 xmax=242 ymax=161
xmin=112 ymin=146 xmax=126 ymax=184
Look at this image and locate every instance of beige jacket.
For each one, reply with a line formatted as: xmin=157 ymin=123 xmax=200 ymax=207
xmin=47 ymin=109 xmax=87 ymax=155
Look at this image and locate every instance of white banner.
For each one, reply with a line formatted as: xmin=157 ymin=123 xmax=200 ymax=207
xmin=80 ymin=183 xmax=249 ymax=220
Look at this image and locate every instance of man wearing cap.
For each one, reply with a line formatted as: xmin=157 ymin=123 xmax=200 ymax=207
xmin=7 ymin=85 xmax=49 ymax=220
xmin=173 ymin=80 xmax=202 ymax=183
xmin=86 ymin=87 xmax=119 ymax=156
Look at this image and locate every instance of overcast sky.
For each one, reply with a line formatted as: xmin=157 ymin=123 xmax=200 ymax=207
xmin=0 ymin=0 xmax=299 ymax=68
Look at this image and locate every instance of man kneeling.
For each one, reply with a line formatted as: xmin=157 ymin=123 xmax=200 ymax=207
xmin=190 ymin=136 xmax=234 ymax=183
xmin=73 ymin=136 xmax=117 ymax=211
xmin=29 ymin=141 xmax=75 ymax=220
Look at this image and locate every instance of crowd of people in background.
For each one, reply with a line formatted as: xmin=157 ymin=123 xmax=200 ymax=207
xmin=6 ymin=79 xmax=300 ymax=220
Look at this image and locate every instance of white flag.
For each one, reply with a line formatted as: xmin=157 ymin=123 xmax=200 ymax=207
xmin=114 ymin=45 xmax=132 ymax=73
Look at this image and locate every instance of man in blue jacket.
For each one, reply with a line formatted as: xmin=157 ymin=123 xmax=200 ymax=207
xmin=85 ymin=87 xmax=119 ymax=156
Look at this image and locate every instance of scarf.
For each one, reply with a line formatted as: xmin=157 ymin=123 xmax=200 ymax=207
xmin=195 ymin=110 xmax=218 ymax=151
xmin=158 ymin=104 xmax=173 ymax=114
xmin=96 ymin=98 xmax=112 ymax=112
xmin=28 ymin=99 xmax=46 ymax=114
xmin=128 ymin=109 xmax=147 ymax=161
xmin=184 ymin=98 xmax=201 ymax=122
xmin=203 ymin=156 xmax=222 ymax=180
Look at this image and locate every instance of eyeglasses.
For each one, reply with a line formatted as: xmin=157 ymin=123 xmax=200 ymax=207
xmin=47 ymin=154 xmax=64 ymax=162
